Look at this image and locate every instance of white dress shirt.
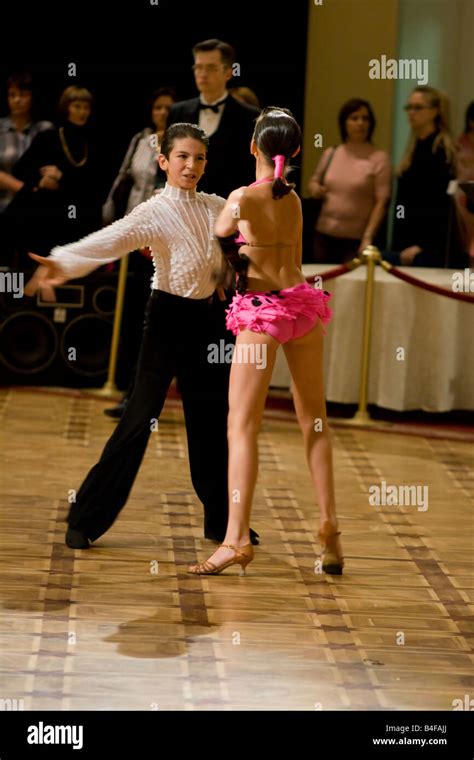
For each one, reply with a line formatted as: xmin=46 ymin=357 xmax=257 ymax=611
xmin=49 ymin=183 xmax=226 ymax=299
xmin=198 ymin=92 xmax=229 ymax=137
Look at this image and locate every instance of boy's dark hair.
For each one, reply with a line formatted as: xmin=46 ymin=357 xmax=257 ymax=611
xmin=192 ymin=38 xmax=236 ymax=68
xmin=160 ymin=123 xmax=209 ymax=159
xmin=338 ymin=98 xmax=376 ymax=142
xmin=253 ymin=106 xmax=302 ymax=199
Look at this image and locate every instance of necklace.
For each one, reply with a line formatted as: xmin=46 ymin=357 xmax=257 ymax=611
xmin=59 ymin=127 xmax=88 ymax=167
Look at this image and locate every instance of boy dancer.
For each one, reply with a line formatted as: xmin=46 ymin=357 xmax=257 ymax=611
xmin=25 ymin=123 xmax=259 ymax=548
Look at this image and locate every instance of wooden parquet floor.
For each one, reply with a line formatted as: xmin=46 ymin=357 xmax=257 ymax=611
xmin=0 ymin=388 xmax=473 ymax=711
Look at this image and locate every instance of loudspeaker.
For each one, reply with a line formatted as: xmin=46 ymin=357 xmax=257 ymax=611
xmin=0 ymin=268 xmax=148 ymax=389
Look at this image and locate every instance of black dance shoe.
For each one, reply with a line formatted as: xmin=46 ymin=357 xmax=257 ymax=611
xmin=204 ymin=528 xmax=260 ymax=546
xmin=249 ymin=528 xmax=260 ymax=546
xmin=104 ymin=398 xmax=128 ymax=418
xmin=65 ymin=527 xmax=90 ymax=549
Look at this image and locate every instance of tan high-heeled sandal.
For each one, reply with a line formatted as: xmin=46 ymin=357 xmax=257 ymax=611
xmin=188 ymin=543 xmax=254 ymax=576
xmin=319 ymin=521 xmax=344 ymax=575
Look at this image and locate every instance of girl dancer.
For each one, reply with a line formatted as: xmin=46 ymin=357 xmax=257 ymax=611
xmin=189 ymin=107 xmax=344 ymax=576
xmin=25 ymin=123 xmax=258 ymax=549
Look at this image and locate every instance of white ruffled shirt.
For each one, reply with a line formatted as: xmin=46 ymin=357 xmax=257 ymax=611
xmin=49 ymin=183 xmax=226 ymax=299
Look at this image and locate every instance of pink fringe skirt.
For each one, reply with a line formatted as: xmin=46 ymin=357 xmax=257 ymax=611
xmin=225 ymin=281 xmax=332 ymax=344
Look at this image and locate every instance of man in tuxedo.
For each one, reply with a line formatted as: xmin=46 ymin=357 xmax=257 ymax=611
xmin=163 ymin=39 xmax=260 ymax=545
xmin=166 ymin=38 xmax=260 ymax=198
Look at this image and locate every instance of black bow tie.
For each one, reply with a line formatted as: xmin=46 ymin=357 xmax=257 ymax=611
xmin=198 ymin=98 xmax=227 ymax=113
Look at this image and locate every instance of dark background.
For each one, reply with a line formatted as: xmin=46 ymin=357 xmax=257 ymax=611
xmin=1 ymin=0 xmax=309 ymax=191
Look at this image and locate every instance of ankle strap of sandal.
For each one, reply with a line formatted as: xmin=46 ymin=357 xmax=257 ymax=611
xmin=220 ymin=543 xmax=250 ymax=554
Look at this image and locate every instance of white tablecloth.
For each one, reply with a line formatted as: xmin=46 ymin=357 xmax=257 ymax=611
xmin=270 ymin=265 xmax=474 ymax=412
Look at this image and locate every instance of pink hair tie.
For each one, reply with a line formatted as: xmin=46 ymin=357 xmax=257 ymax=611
xmin=272 ymin=154 xmax=285 ymax=179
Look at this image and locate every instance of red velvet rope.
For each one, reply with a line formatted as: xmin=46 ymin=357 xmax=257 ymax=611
xmin=303 ymin=257 xmax=474 ymax=303
xmin=381 ymin=263 xmax=474 ymax=304
xmin=304 ymin=261 xmax=360 ymax=284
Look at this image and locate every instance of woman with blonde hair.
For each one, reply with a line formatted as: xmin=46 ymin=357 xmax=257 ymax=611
xmin=389 ymin=86 xmax=460 ymax=267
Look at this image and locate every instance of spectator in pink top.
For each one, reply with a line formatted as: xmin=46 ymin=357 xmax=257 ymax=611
xmin=308 ymin=98 xmax=391 ymax=263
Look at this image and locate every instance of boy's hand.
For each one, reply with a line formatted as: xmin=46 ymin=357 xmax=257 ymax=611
xmin=24 ymin=253 xmax=68 ymax=302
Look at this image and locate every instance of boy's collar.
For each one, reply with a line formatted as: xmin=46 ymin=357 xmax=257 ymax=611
xmin=161 ymin=182 xmax=198 ymax=200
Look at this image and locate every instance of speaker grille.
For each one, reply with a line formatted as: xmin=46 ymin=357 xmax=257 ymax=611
xmin=92 ymin=286 xmax=117 ymax=315
xmin=61 ymin=315 xmax=112 ymax=376
xmin=0 ymin=312 xmax=58 ymax=373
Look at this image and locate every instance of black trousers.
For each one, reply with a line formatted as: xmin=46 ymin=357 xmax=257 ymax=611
xmin=67 ymin=289 xmax=233 ymax=541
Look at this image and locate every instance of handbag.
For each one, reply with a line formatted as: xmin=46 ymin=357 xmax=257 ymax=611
xmin=111 ymin=173 xmax=134 ymax=219
xmin=110 ymin=132 xmax=143 ymax=219
xmin=302 ymin=148 xmax=336 ymax=261
xmin=313 ymin=146 xmax=335 ymax=223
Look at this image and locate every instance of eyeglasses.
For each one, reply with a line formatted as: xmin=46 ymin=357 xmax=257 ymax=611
xmin=403 ymin=104 xmax=432 ymax=111
xmin=192 ymin=64 xmax=225 ymax=74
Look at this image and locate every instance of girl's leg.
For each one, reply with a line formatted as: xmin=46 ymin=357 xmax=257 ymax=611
xmin=226 ymin=330 xmax=279 ymax=543
xmin=189 ymin=329 xmax=278 ymax=570
xmin=282 ymin=321 xmax=339 ymax=533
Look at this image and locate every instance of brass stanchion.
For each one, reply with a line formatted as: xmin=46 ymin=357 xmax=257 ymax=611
xmin=353 ymin=245 xmax=379 ymax=422
xmin=341 ymin=245 xmax=392 ymax=428
xmin=94 ymin=255 xmax=129 ymax=398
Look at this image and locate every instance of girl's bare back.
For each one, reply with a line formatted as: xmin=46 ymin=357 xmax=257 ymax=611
xmin=236 ymin=183 xmax=305 ymax=292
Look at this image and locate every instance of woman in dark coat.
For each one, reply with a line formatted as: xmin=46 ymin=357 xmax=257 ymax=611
xmin=9 ymin=86 xmax=105 ymax=265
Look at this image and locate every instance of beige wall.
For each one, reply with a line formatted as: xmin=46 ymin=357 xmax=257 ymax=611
xmin=302 ymin=0 xmax=400 ymax=195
